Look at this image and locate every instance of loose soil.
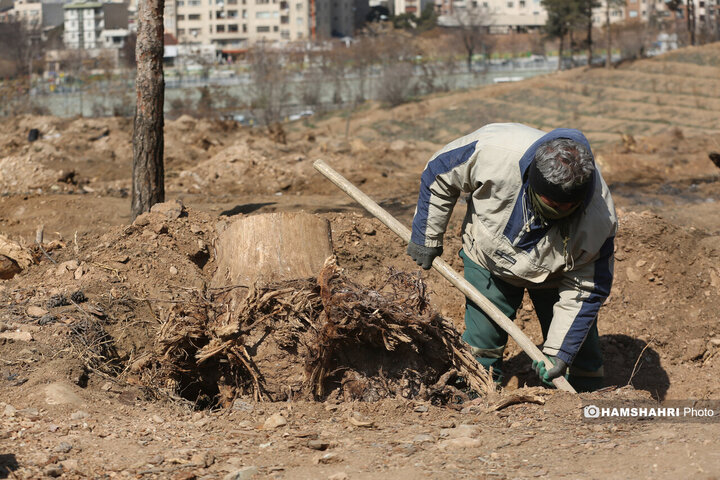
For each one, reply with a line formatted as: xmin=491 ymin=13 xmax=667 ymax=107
xmin=1 ymin=43 xmax=720 ymax=479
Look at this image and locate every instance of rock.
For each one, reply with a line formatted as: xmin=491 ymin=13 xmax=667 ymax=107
xmin=133 ymin=213 xmax=152 ymax=227
xmin=151 ymin=200 xmax=185 ymax=220
xmin=709 ymin=337 xmax=720 ymax=347
xmin=3 ymin=404 xmax=16 ymax=417
xmin=27 ymin=305 xmax=49 ymax=317
xmin=635 ymin=260 xmax=647 ymax=267
xmin=169 ymin=266 xmax=178 ymax=275
xmin=625 ymin=267 xmax=641 ymax=282
xmin=44 ymin=382 xmax=83 ymax=406
xmin=59 ymin=459 xmax=79 ymax=473
xmin=223 ymin=466 xmax=258 ymax=480
xmin=0 ymin=331 xmax=33 ymax=341
xmin=54 ymin=442 xmax=73 ymax=454
xmin=19 ymin=408 xmax=40 ymax=420
xmin=438 ymin=437 xmax=483 ymax=450
xmin=44 ymin=464 xmax=63 ymax=477
xmin=412 ymin=434 xmax=434 ymax=444
xmin=308 ymin=439 xmax=330 ymax=451
xmin=0 ymin=322 xmax=6 ymax=332
xmin=149 ymin=454 xmax=165 ymax=465
xmin=55 ymin=260 xmax=79 ymax=277
xmin=70 ymin=410 xmax=89 ymax=420
xmin=151 ymin=414 xmax=165 ymax=424
xmin=190 ymin=451 xmax=214 ymax=468
xmin=440 ymin=424 xmax=481 ymax=439
xmin=315 ymin=453 xmax=342 ymax=464
xmin=231 ymin=399 xmax=254 ymax=412
xmin=328 ymin=473 xmax=349 ymax=480
xmin=263 ymin=413 xmax=287 ymax=430
xmin=413 ymin=405 xmax=428 ymax=413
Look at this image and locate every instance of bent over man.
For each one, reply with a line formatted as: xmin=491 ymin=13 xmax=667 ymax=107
xmin=407 ymin=123 xmax=616 ymax=392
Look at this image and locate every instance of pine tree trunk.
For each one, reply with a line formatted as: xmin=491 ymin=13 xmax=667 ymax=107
xmin=557 ymin=35 xmax=564 ymax=71
xmin=587 ymin=14 xmax=593 ymax=67
xmin=606 ymin=4 xmax=612 ymax=69
xmin=131 ymin=0 xmax=165 ymax=222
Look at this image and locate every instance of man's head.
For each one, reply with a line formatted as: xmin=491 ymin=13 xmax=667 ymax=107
xmin=528 ymin=138 xmax=594 ymax=217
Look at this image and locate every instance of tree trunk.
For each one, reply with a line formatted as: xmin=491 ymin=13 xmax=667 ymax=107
xmin=211 ymin=212 xmax=334 ymax=288
xmin=606 ymin=4 xmax=612 ymax=69
xmin=686 ymin=0 xmax=696 ymax=45
xmin=557 ymin=35 xmax=565 ymax=71
xmin=131 ymin=0 xmax=165 ymax=222
xmin=587 ymin=14 xmax=593 ymax=67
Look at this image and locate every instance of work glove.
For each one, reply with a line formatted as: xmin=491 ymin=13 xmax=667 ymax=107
xmin=406 ymin=241 xmax=443 ymax=270
xmin=532 ymin=356 xmax=568 ymax=387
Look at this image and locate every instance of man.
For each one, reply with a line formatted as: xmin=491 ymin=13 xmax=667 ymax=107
xmin=407 ymin=123 xmax=616 ymax=392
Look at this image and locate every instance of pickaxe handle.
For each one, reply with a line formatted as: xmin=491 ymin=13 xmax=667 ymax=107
xmin=313 ymin=159 xmax=576 ymax=394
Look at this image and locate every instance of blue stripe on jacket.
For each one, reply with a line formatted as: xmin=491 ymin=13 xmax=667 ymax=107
xmin=556 ymin=235 xmax=615 ymax=365
xmin=411 ymin=141 xmax=477 ymax=246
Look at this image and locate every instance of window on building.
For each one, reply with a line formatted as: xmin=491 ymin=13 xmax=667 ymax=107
xmin=242 ymin=9 xmax=247 ymax=17
xmin=227 ymin=0 xmax=237 ymax=4
xmin=189 ymin=13 xmax=201 ymax=19
xmin=281 ymin=14 xmax=289 ymax=22
xmin=280 ymin=0 xmax=289 ymax=8
xmin=629 ymin=9 xmax=638 ymax=16
xmin=257 ymin=25 xmax=270 ymax=31
xmin=699 ymin=0 xmax=704 ymax=6
xmin=216 ymin=24 xmax=225 ymax=31
xmin=507 ymin=1 xmax=513 ymax=6
xmin=177 ymin=0 xmax=184 ymax=5
xmin=229 ymin=23 xmax=238 ymax=31
xmin=296 ymin=2 xmax=303 ymax=9
xmin=273 ymin=25 xmax=278 ymax=30
xmin=296 ymin=16 xmax=303 ymax=24
xmin=242 ymin=23 xmax=247 ymax=31
xmin=228 ymin=9 xmax=238 ymax=16
xmin=519 ymin=0 xmax=525 ymax=6
xmin=256 ymin=10 xmax=271 ymax=17
xmin=178 ymin=28 xmax=186 ymax=34
xmin=281 ymin=30 xmax=290 ymax=38
xmin=190 ymin=27 xmax=200 ymax=35
xmin=216 ymin=10 xmax=225 ymax=18
xmin=177 ymin=14 xmax=185 ymax=20
xmin=630 ymin=0 xmax=636 ymax=4
xmin=188 ymin=0 xmax=201 ymax=5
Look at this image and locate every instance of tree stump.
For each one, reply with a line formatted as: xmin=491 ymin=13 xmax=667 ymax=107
xmin=212 ymin=212 xmax=334 ymax=288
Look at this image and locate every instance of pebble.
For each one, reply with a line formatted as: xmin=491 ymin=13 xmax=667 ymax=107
xmin=70 ymin=410 xmax=89 ymax=420
xmin=413 ymin=405 xmax=429 ymax=413
xmin=412 ymin=434 xmax=434 ymax=444
xmin=438 ymin=437 xmax=483 ymax=450
xmin=54 ymin=442 xmax=73 ymax=454
xmin=440 ymin=424 xmax=481 ymax=439
xmin=232 ymin=399 xmax=254 ymax=412
xmin=263 ymin=413 xmax=287 ymax=430
xmin=27 ymin=305 xmax=49 ymax=317
xmin=223 ymin=466 xmax=258 ymax=480
xmin=169 ymin=266 xmax=178 ymax=275
xmin=328 ymin=473 xmax=349 ymax=480
xmin=3 ymin=404 xmax=16 ymax=417
xmin=152 ymin=414 xmax=165 ymax=424
xmin=315 ymin=453 xmax=342 ymax=464
xmin=307 ymin=439 xmax=330 ymax=451
xmin=0 ymin=331 xmax=33 ymax=342
xmin=150 ymin=200 xmax=185 ymax=220
xmin=44 ymin=464 xmax=63 ymax=477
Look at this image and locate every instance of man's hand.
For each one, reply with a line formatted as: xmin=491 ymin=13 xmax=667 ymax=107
xmin=532 ymin=356 xmax=568 ymax=387
xmin=406 ymin=242 xmax=443 ymax=270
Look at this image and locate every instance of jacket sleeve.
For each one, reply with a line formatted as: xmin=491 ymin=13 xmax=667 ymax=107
xmin=410 ymin=140 xmax=483 ymax=248
xmin=542 ymin=235 xmax=615 ymax=365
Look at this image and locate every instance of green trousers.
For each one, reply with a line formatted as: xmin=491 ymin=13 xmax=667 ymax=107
xmin=459 ymin=249 xmax=604 ymax=392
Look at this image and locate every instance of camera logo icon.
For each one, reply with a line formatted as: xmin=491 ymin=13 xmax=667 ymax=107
xmin=584 ymin=405 xmax=600 ymax=418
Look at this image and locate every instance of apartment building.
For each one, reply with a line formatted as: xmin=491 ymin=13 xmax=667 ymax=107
xmin=3 ymin=0 xmax=64 ymax=29
xmin=63 ymin=1 xmax=104 ymax=49
xmin=169 ymin=0 xmax=335 ymax=52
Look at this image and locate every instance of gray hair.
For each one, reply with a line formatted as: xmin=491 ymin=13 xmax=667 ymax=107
xmin=534 ymin=138 xmax=594 ymax=190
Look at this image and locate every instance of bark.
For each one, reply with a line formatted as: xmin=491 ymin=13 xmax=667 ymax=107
xmin=606 ymin=4 xmax=612 ymax=69
xmin=587 ymin=15 xmax=593 ymax=67
xmin=131 ymin=0 xmax=165 ymax=222
xmin=211 ymin=212 xmax=334 ymax=288
xmin=558 ymin=35 xmax=565 ymax=71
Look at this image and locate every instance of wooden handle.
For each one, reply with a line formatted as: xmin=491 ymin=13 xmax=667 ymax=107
xmin=313 ymin=159 xmax=576 ymax=393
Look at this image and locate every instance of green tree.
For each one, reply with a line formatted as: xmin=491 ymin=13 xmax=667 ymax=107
xmin=542 ymin=0 xmax=581 ymax=70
